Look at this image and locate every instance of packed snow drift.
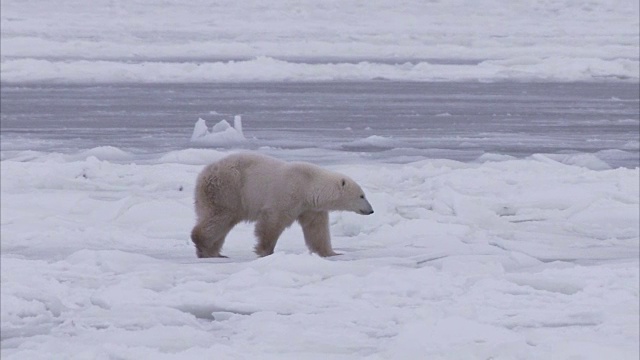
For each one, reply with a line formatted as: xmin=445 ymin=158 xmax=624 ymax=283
xmin=1 ymin=0 xmax=639 ymax=83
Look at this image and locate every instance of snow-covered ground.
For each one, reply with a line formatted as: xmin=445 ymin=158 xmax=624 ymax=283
xmin=1 ymin=147 xmax=639 ymax=359
xmin=1 ymin=0 xmax=639 ymax=82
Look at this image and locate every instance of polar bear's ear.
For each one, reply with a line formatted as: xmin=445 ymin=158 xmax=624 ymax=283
xmin=341 ymin=179 xmax=346 ymax=187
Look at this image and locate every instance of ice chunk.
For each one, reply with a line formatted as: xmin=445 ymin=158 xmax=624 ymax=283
xmin=536 ymin=153 xmax=612 ymax=170
xmin=343 ymin=135 xmax=399 ymax=150
xmin=190 ymin=116 xmax=247 ymax=146
xmin=234 ymin=115 xmax=243 ymax=136
xmin=190 ymin=118 xmax=210 ymax=141
xmin=210 ymin=119 xmax=232 ymax=133
xmin=476 ymin=153 xmax=517 ymax=163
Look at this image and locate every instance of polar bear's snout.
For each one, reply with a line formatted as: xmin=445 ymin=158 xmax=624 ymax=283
xmin=358 ymin=198 xmax=374 ymax=215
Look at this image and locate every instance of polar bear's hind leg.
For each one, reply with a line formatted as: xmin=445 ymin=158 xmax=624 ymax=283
xmin=191 ymin=214 xmax=237 ymax=258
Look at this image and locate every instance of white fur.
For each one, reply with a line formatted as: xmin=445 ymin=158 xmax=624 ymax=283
xmin=191 ymin=152 xmax=373 ymax=258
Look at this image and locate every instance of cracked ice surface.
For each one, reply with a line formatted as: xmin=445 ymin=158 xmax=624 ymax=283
xmin=1 ymin=150 xmax=638 ymax=359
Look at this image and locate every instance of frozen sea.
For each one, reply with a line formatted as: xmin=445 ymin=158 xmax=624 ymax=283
xmin=2 ymin=0 xmax=640 ymax=359
xmin=2 ymin=82 xmax=639 ymax=168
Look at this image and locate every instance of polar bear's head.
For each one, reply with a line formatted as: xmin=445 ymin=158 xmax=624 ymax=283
xmin=340 ymin=177 xmax=374 ymax=215
xmin=319 ymin=175 xmax=374 ymax=215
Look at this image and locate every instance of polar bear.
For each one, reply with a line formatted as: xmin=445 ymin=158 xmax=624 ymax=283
xmin=191 ymin=152 xmax=374 ymax=258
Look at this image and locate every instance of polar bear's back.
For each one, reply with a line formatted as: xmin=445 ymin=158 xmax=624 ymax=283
xmin=194 ymin=152 xmax=296 ymax=220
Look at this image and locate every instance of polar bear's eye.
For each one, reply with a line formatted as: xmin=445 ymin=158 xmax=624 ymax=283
xmin=341 ymin=179 xmax=346 ymax=187
xmin=360 ymin=195 xmax=364 ymax=199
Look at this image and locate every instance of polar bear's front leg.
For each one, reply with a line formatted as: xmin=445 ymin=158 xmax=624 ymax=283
xmin=298 ymin=210 xmax=338 ymax=257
